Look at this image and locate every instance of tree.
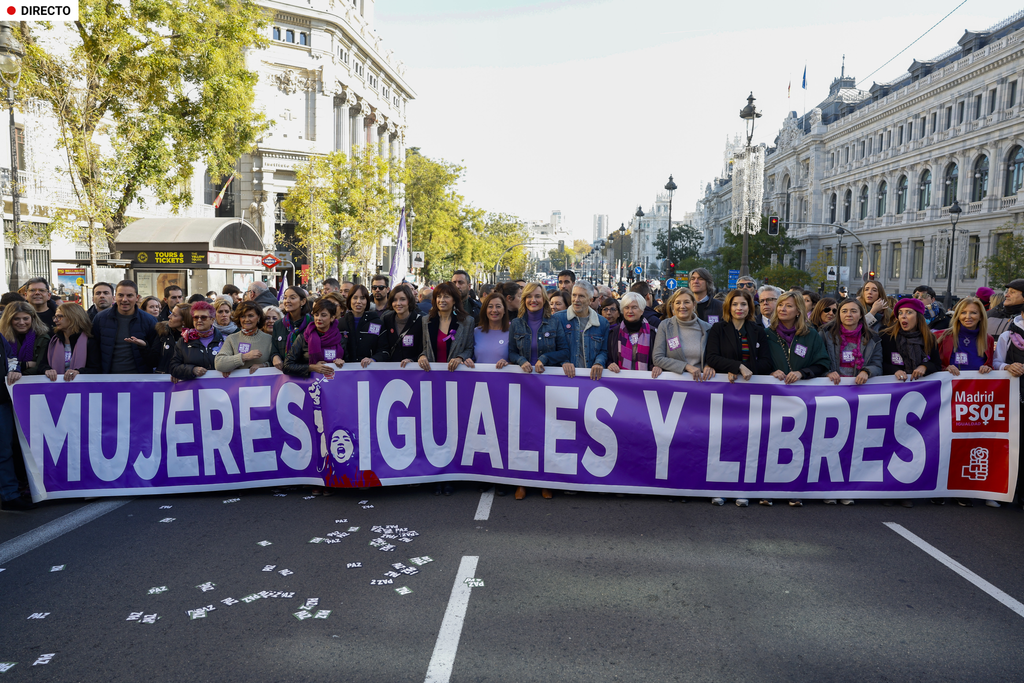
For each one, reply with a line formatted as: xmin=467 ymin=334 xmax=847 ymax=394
xmin=572 ymin=239 xmax=592 ymax=268
xmin=715 ymin=216 xmax=798 ymax=275
xmin=281 ymin=147 xmax=400 ymax=284
xmin=804 ymin=250 xmax=831 ymax=286
xmin=983 ymin=225 xmax=1024 ymax=289
xmin=754 ymin=264 xmax=813 ymax=291
xmin=653 ymin=223 xmax=703 ymax=262
xmin=20 ymin=1 xmax=271 ymax=280
xmin=403 ymin=151 xmax=468 ymax=281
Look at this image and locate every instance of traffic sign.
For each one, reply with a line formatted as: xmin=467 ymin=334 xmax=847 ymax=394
xmin=261 ymin=254 xmax=282 ymax=269
xmin=665 ymin=278 xmax=677 ymax=290
xmin=728 ymin=269 xmax=740 ymax=289
xmin=634 ymin=266 xmax=642 ymax=275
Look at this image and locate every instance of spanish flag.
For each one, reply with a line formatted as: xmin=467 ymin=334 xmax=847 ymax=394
xmin=212 ymin=175 xmax=234 ymax=209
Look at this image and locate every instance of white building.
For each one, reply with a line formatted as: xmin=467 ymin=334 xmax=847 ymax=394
xmin=700 ymin=12 xmax=1024 ymax=298
xmin=593 ymin=214 xmax=608 ymax=241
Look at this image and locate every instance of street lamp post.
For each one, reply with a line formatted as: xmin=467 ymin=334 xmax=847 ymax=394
xmin=944 ymin=199 xmax=963 ymax=309
xmin=635 ymin=205 xmax=644 ymax=280
xmin=617 ymin=223 xmax=625 ymax=289
xmin=0 ymin=22 xmax=26 ymax=292
xmin=664 ymin=175 xmax=676 ymax=276
xmin=738 ymin=92 xmax=762 ymax=278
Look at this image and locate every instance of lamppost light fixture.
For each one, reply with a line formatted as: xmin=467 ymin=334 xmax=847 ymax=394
xmin=635 ymin=205 xmax=644 ymax=218
xmin=664 ymin=175 xmax=677 ymax=194
xmin=0 ymin=22 xmax=23 ymax=88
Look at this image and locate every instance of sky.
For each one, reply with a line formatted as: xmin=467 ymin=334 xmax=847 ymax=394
xmin=374 ymin=0 xmax=1023 ymax=242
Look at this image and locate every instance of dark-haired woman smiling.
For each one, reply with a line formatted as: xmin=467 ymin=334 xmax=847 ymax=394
xmin=339 ymin=284 xmax=384 ymax=368
xmin=271 ymin=286 xmax=313 ymax=369
xmin=379 ymin=284 xmax=423 ymax=366
xmin=418 ymin=282 xmax=474 ymax=372
xmin=283 ymin=298 xmax=346 ymax=378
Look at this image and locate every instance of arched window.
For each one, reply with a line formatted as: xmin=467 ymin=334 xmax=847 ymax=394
xmin=843 ymin=189 xmax=852 ymax=222
xmin=944 ymin=163 xmax=958 ymax=206
xmin=285 ymin=29 xmax=295 ymax=43
xmin=272 ymin=26 xmax=281 ymax=40
xmin=829 ymin=193 xmax=837 ymax=223
xmin=918 ymin=169 xmax=932 ymax=210
xmin=859 ymin=185 xmax=869 ymax=219
xmin=1006 ymin=146 xmax=1024 ymax=196
xmin=784 ymin=176 xmax=792 ymax=224
xmin=299 ymin=32 xmax=308 ymax=46
xmin=972 ymin=155 xmax=989 ymax=201
xmin=896 ymin=175 xmax=908 ymax=214
xmin=829 ymin=153 xmax=835 ymax=169
xmin=877 ymin=181 xmax=888 ymax=217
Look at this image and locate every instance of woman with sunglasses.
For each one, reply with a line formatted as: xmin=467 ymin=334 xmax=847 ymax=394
xmin=43 ymin=304 xmax=98 ymax=382
xmin=809 ymin=298 xmax=838 ymax=330
xmin=170 ymin=301 xmax=226 ymax=381
xmin=339 ymin=284 xmax=385 ymax=367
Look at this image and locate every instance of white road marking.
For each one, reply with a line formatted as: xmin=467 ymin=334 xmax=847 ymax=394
xmin=885 ymin=522 xmax=1024 ymax=618
xmin=424 ymin=556 xmax=479 ymax=683
xmin=473 ymin=489 xmax=494 ymax=521
xmin=0 ymin=499 xmax=132 ymax=565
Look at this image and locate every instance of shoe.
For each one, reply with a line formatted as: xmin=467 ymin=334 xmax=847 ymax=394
xmin=900 ymin=499 xmax=914 ymax=508
xmin=494 ymin=487 xmax=507 ymax=497
xmin=759 ymin=499 xmax=773 ymax=506
xmin=434 ymin=484 xmax=443 ymax=496
xmin=735 ymin=498 xmax=749 ymax=507
xmin=840 ymin=500 xmax=855 ymax=506
xmin=541 ymin=489 xmax=553 ymax=499
xmin=882 ymin=500 xmax=894 ymax=506
xmin=514 ymin=486 xmax=526 ymax=500
xmin=1 ymin=496 xmax=35 ymax=511
xmin=321 ymin=488 xmax=335 ymax=497
xmin=711 ymin=497 xmax=725 ymax=506
xmin=310 ymin=488 xmax=323 ymax=496
xmin=562 ymin=490 xmax=577 ymax=495
xmin=443 ymin=484 xmax=454 ymax=496
xmin=985 ymin=500 xmax=1001 ymax=508
xmin=930 ymin=498 xmax=946 ymax=505
xmin=789 ymin=500 xmax=803 ymax=507
xmin=823 ymin=499 xmax=837 ymax=505
xmin=956 ymin=498 xmax=974 ymax=507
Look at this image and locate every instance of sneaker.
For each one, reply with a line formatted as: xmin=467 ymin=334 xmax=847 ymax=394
xmin=956 ymin=498 xmax=974 ymax=507
xmin=900 ymin=499 xmax=914 ymax=508
xmin=985 ymin=500 xmax=1001 ymax=508
xmin=735 ymin=498 xmax=749 ymax=507
xmin=823 ymin=499 xmax=837 ymax=505
xmin=789 ymin=500 xmax=803 ymax=507
xmin=711 ymin=497 xmax=725 ymax=506
xmin=930 ymin=498 xmax=947 ymax=505
xmin=840 ymin=500 xmax=855 ymax=506
xmin=759 ymin=499 xmax=773 ymax=506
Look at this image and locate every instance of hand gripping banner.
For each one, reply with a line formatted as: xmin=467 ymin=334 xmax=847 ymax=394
xmin=9 ymin=367 xmax=1019 ymax=502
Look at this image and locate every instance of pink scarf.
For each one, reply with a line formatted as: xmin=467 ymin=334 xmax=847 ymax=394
xmin=304 ymin=320 xmax=343 ymax=364
xmin=839 ymin=324 xmax=866 ymax=370
xmin=181 ymin=327 xmax=214 ymax=343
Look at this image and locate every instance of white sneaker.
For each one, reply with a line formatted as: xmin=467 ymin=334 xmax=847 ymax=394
xmin=985 ymin=500 xmax=1001 ymax=508
xmin=823 ymin=499 xmax=837 ymax=505
xmin=711 ymin=497 xmax=725 ymax=506
xmin=735 ymin=498 xmax=749 ymax=507
xmin=840 ymin=499 xmax=855 ymax=505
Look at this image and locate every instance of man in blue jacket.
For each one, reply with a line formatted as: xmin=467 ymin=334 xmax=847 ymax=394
xmin=553 ymin=280 xmax=608 ymax=380
xmin=88 ymin=280 xmax=157 ymax=373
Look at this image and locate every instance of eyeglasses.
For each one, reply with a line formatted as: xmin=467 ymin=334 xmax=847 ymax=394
xmin=824 ymin=307 xmax=837 ymax=313
xmin=193 ymin=315 xmax=211 ymax=321
xmin=760 ymin=298 xmax=777 ymax=304
xmin=737 ymin=283 xmax=755 ymax=288
xmin=53 ymin=314 xmax=64 ymax=321
xmin=372 ymin=285 xmax=388 ymax=291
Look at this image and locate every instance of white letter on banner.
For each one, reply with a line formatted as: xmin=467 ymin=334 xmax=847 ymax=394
xmin=239 ymin=386 xmax=275 ymax=473
xmin=30 ymin=393 xmax=81 ymax=482
xmin=544 ymin=386 xmax=578 ymax=475
xmin=744 ymin=395 xmax=764 ymax=483
xmin=461 ymin=382 xmax=502 ymax=468
xmin=422 ymin=381 xmax=458 ymax=467
xmin=358 ymin=381 xmax=371 ymax=470
xmin=87 ymin=393 xmax=130 ymax=481
xmin=707 ymin=393 xmax=737 ymax=483
xmin=643 ymin=391 xmax=686 ymax=480
xmin=198 ymin=389 xmax=239 ymax=476
xmin=764 ymin=395 xmax=807 ymax=483
xmin=508 ymin=384 xmax=538 ymax=472
xmin=850 ymin=394 xmax=889 ymax=482
xmin=276 ymin=382 xmax=312 ymax=470
xmin=581 ymin=387 xmax=618 ymax=477
xmin=808 ymin=396 xmax=850 ymax=483
xmin=133 ymin=393 xmax=165 ymax=480
xmin=166 ymin=391 xmax=198 ymax=478
xmin=377 ymin=380 xmax=416 ymax=470
xmin=888 ymin=391 xmax=927 ymax=484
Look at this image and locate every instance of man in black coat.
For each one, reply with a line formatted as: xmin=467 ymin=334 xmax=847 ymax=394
xmin=88 ymin=280 xmax=157 ymax=374
xmin=690 ymin=268 xmax=724 ymax=324
xmin=452 ymin=269 xmax=480 ymax=323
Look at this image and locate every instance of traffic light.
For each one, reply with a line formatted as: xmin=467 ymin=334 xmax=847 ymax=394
xmin=867 ymin=270 xmax=876 ymax=281
xmin=669 ymin=262 xmax=675 ymax=273
xmin=767 ymin=216 xmax=780 ymax=235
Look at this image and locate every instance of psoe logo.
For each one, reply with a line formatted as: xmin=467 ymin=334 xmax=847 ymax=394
xmin=947 ymin=438 xmax=1009 ymax=493
xmin=962 ymin=446 xmax=990 ymax=481
xmin=950 ymin=378 xmax=1010 ymax=433
xmin=5 ymin=1 xmax=79 ymax=20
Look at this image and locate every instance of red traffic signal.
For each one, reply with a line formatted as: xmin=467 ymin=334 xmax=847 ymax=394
xmin=868 ymin=270 xmax=876 ymax=281
xmin=767 ymin=216 xmax=780 ymax=235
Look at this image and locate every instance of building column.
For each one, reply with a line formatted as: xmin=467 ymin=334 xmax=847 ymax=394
xmin=359 ymin=100 xmax=373 ymax=150
xmin=335 ymin=97 xmax=351 ymax=156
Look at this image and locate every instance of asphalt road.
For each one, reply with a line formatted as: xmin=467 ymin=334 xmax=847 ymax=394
xmin=2 ymin=487 xmax=1023 ymax=682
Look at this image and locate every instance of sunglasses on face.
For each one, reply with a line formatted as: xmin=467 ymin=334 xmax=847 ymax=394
xmin=737 ymin=283 xmax=755 ymax=288
xmin=53 ymin=314 xmax=64 ymax=321
xmin=824 ymin=307 xmax=837 ymax=314
xmin=193 ymin=315 xmax=211 ymax=321
xmin=372 ymin=285 xmax=387 ymax=291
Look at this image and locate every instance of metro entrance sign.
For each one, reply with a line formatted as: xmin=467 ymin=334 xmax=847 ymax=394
xmin=261 ymin=254 xmax=282 ymax=270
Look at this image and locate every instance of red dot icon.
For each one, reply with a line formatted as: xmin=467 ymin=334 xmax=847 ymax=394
xmin=5 ymin=7 xmax=14 ymax=15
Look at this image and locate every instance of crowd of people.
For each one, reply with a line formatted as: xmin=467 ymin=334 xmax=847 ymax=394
xmin=0 ymin=268 xmax=1021 ymax=512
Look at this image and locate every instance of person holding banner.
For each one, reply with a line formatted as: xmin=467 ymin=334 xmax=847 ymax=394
xmin=339 ymin=285 xmax=384 ymax=368
xmin=271 ymin=286 xmax=313 ymax=369
xmin=465 ymin=291 xmax=511 ymax=368
xmin=606 ymin=292 xmax=657 ymax=375
xmin=765 ymin=292 xmax=830 ymax=385
xmin=170 ymin=301 xmax=225 ymax=381
xmin=43 ymin=304 xmax=98 ymax=382
xmin=215 ymin=302 xmax=278 ymax=376
xmin=705 ymin=289 xmax=773 ymax=383
xmin=555 ymin=281 xmax=609 ymax=380
xmin=881 ymin=298 xmax=940 ymax=380
xmin=823 ymin=298 xmax=883 ymax=386
xmin=150 ymin=303 xmax=192 ymax=374
xmin=993 ymin=289 xmax=1024 ymax=507
xmin=508 ymin=283 xmax=568 ymax=377
xmin=418 ymin=282 xmax=474 ymax=373
xmin=652 ymin=287 xmax=714 ymax=381
xmin=0 ymin=302 xmax=50 ymax=379
xmin=283 ymin=298 xmax=346 ymax=378
xmin=379 ymin=285 xmax=423 ymax=367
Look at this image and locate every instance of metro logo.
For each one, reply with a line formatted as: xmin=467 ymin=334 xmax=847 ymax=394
xmin=950 ymin=378 xmax=1009 ymax=433
xmin=947 ymin=438 xmax=1009 ymax=493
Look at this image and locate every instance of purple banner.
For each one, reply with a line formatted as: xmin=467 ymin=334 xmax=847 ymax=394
xmin=10 ymin=367 xmax=1019 ymax=502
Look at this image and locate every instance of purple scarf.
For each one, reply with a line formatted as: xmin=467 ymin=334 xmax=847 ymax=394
xmin=838 ymin=324 xmax=866 ymax=371
xmin=10 ymin=330 xmax=36 ymax=368
xmin=527 ymin=309 xmax=544 ymax=364
xmin=617 ymin=319 xmax=652 ymax=370
xmin=775 ymin=323 xmax=797 ymax=348
xmin=181 ymin=327 xmax=214 ymax=343
xmin=283 ymin=313 xmax=312 ymax=351
xmin=47 ymin=333 xmax=88 ymax=372
xmin=304 ymin=320 xmax=343 ymax=364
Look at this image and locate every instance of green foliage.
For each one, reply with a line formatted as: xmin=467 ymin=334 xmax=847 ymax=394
xmin=18 ymin=0 xmax=270 ymax=276
xmin=715 ymin=216 xmax=798 ymax=274
xmin=754 ymin=264 xmax=813 ymax=291
xmin=653 ymin=223 xmax=703 ymax=262
xmin=803 ymin=250 xmax=830 ymax=285
xmin=983 ymin=224 xmax=1024 ymax=289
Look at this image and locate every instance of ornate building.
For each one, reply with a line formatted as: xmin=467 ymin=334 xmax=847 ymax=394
xmin=701 ymin=11 xmax=1024 ymax=297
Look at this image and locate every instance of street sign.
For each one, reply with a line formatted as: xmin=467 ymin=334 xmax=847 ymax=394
xmin=826 ymin=265 xmax=837 ymax=281
xmin=839 ymin=266 xmax=850 ymax=282
xmin=634 ymin=266 xmax=642 ymax=275
xmin=412 ymin=251 xmax=425 ymax=269
xmin=665 ymin=278 xmax=677 ymax=290
xmin=728 ymin=269 xmax=740 ymax=289
xmin=273 ymin=250 xmax=291 ymax=263
xmin=261 ymin=254 xmax=282 ymax=270
xmin=678 ymin=270 xmax=689 ymax=285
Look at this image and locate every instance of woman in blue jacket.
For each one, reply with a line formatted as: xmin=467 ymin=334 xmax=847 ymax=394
xmin=508 ymin=283 xmax=568 ymax=374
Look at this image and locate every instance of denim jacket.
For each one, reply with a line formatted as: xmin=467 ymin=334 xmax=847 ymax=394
xmin=552 ymin=307 xmax=609 ymax=368
xmin=508 ymin=315 xmax=569 ymax=366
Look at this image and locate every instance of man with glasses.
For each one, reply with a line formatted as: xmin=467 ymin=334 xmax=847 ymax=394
xmin=757 ymin=285 xmax=781 ymax=328
xmin=689 ymin=268 xmax=723 ymax=324
xmin=370 ymin=275 xmax=391 ymax=312
xmin=25 ymin=277 xmax=58 ymax=330
xmin=88 ymin=280 xmax=157 ymax=373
